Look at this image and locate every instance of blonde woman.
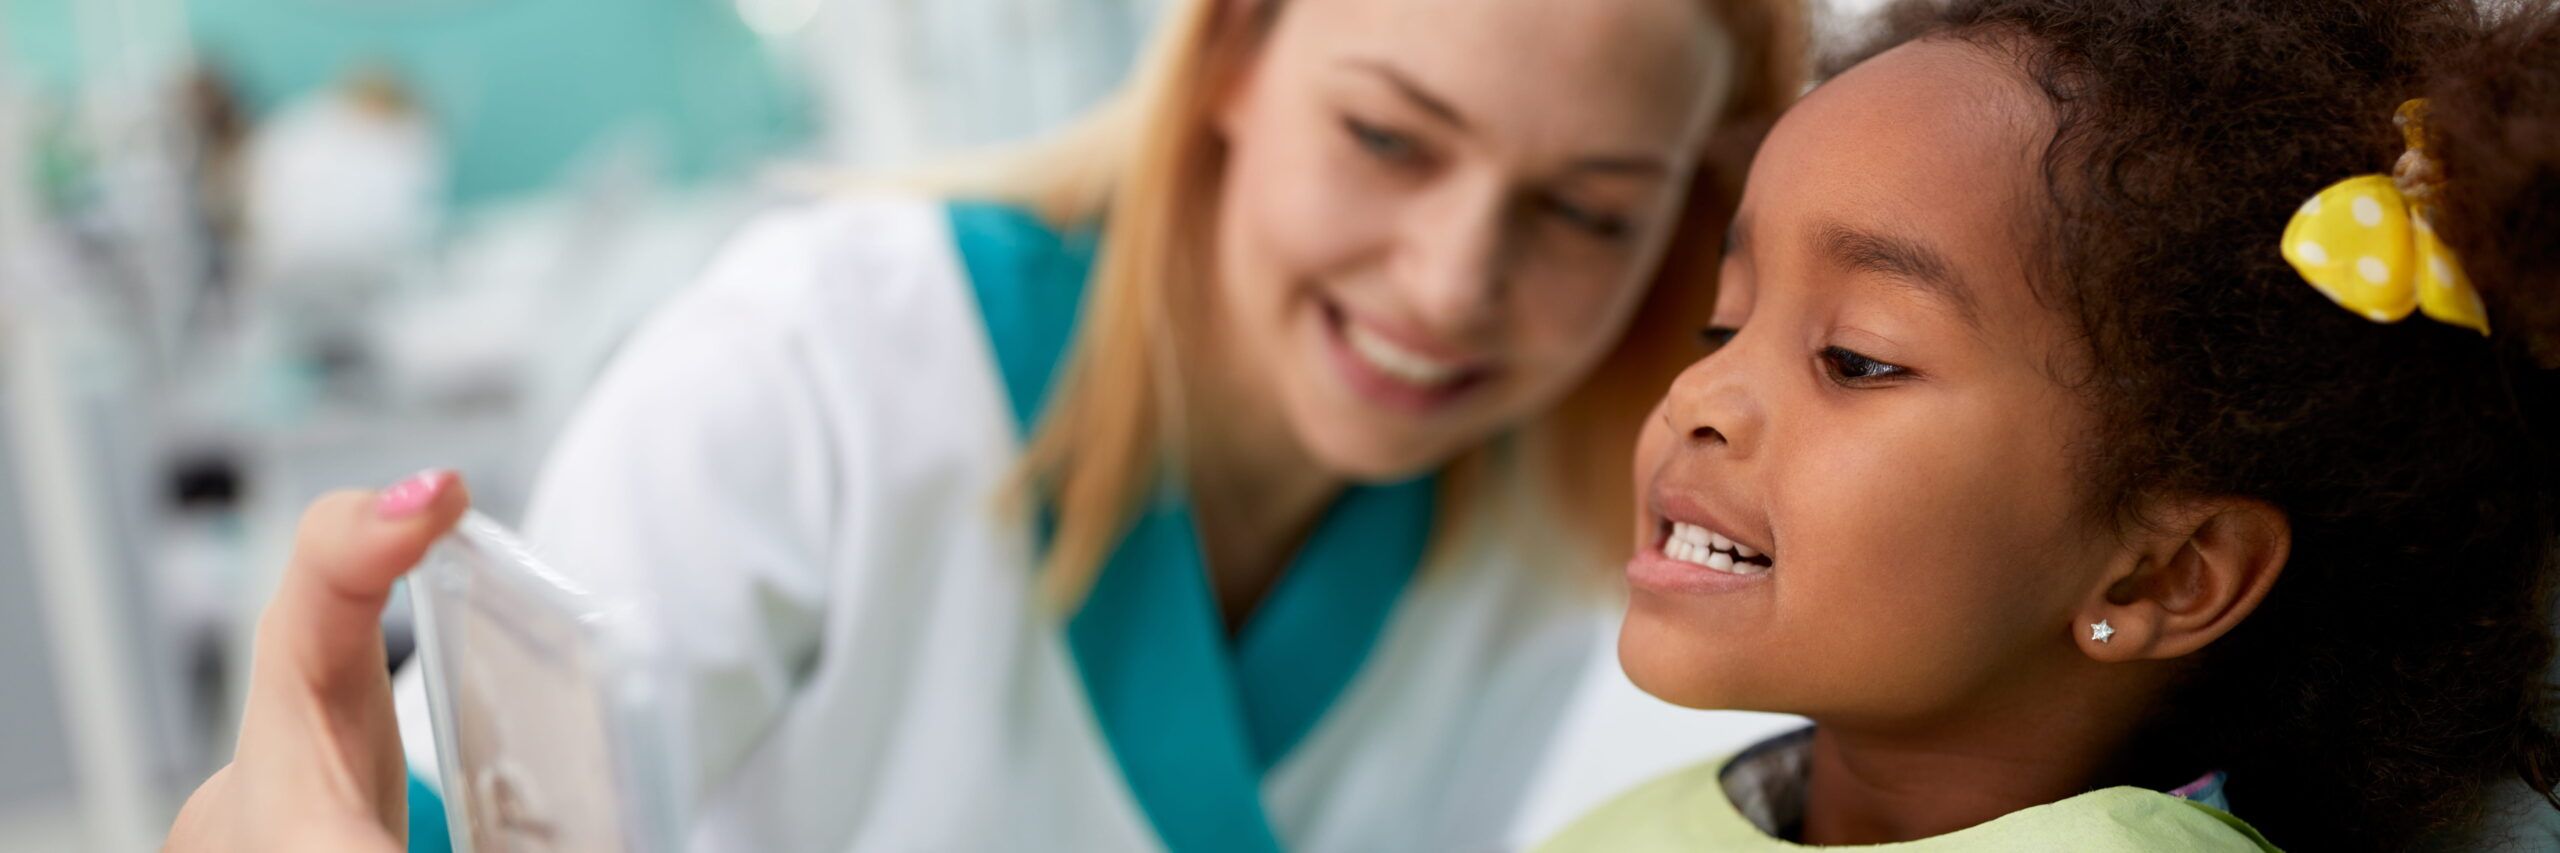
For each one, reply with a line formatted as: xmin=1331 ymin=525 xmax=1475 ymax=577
xmin=168 ymin=0 xmax=1803 ymax=849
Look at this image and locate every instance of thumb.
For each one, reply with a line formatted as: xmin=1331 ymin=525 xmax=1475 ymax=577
xmin=217 ymin=470 xmax=470 ymax=849
xmin=260 ymin=470 xmax=471 ymax=689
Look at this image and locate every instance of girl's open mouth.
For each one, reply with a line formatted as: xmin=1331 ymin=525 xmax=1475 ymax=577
xmin=1657 ymin=518 xmax=1776 ymax=575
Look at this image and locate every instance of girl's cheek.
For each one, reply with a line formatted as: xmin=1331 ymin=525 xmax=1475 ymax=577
xmin=1632 ymin=400 xmax=1673 ymax=475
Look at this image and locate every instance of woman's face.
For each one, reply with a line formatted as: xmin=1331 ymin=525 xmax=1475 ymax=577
xmin=1211 ymin=0 xmax=1734 ymax=479
xmin=1620 ymin=40 xmax=2122 ymax=723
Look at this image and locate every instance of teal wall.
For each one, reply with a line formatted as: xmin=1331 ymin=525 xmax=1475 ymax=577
xmin=6 ymin=0 xmax=810 ymax=206
xmin=1 ymin=0 xmax=83 ymax=93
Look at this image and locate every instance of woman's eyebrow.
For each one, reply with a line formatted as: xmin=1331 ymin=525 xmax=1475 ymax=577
xmin=1815 ymin=220 xmax=1982 ymax=327
xmin=1345 ymin=59 xmax=1670 ymax=179
xmin=1344 ymin=59 xmax=1469 ymax=130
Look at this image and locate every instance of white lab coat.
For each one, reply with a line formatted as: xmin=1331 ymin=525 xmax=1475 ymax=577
xmin=394 ymin=194 xmax=1760 ymax=852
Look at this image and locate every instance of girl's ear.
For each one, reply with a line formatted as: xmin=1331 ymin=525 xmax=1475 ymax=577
xmin=2076 ymin=499 xmax=2290 ymax=663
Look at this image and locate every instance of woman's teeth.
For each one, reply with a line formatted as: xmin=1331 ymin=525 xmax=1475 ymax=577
xmin=1345 ymin=322 xmax=1466 ymax=386
xmin=1664 ymin=521 xmax=1771 ymax=575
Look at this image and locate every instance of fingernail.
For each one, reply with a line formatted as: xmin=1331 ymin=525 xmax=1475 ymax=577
xmin=376 ymin=469 xmax=454 ymax=519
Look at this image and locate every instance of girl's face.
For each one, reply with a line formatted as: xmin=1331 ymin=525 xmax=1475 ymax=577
xmin=1621 ymin=40 xmax=2122 ymax=722
xmin=1211 ymin=0 xmax=1734 ymax=479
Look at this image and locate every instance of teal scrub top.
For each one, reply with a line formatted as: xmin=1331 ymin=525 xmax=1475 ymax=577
xmin=953 ymin=199 xmax=1434 ymax=853
xmin=407 ymin=200 xmax=1432 ymax=853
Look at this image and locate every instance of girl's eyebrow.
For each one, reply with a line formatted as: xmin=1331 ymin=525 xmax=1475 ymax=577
xmin=1815 ymin=220 xmax=1983 ymax=328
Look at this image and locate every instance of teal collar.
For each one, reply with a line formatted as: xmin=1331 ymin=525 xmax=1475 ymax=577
xmin=952 ymin=200 xmax=1432 ymax=851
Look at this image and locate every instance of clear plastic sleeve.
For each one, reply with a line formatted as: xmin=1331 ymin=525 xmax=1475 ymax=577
xmin=408 ymin=511 xmax=685 ymax=853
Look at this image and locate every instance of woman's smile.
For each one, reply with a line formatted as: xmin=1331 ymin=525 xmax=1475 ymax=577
xmin=1314 ymin=297 xmax=1498 ymax=414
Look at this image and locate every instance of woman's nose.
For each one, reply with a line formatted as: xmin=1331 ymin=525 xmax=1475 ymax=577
xmin=1394 ymin=178 xmax=1512 ymax=335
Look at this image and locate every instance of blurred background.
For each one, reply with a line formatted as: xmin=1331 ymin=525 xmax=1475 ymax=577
xmin=0 ymin=0 xmax=1881 ymax=849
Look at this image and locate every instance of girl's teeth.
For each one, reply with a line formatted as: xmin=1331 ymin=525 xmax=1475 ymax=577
xmin=1664 ymin=521 xmax=1767 ymax=575
xmin=1671 ymin=522 xmax=1710 ymax=548
xmin=1345 ymin=322 xmax=1465 ymax=386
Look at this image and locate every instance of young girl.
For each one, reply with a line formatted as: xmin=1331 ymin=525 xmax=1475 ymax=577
xmin=1547 ymin=0 xmax=2560 ymax=849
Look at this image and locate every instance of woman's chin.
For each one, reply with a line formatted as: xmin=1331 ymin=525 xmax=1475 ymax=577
xmin=1290 ymin=408 xmax=1463 ymax=483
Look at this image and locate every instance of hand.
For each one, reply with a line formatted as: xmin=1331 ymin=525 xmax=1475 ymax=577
xmin=165 ymin=471 xmax=470 ymax=852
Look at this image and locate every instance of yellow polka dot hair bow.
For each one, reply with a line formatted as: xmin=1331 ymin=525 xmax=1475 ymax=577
xmin=2280 ymin=99 xmax=2490 ymax=335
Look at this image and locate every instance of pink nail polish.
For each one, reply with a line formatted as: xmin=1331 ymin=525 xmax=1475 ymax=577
xmin=376 ymin=469 xmax=454 ymax=519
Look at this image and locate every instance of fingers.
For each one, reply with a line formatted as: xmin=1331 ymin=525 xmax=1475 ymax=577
xmin=164 ymin=763 xmax=401 ymax=853
xmin=270 ymin=819 xmax=403 ymax=853
xmin=260 ymin=470 xmax=471 ymax=687
xmin=162 ymin=764 xmax=234 ymax=851
xmin=170 ymin=473 xmax=465 ymax=853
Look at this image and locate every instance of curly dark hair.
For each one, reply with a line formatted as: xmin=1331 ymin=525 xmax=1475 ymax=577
xmin=1835 ymin=0 xmax=2560 ymax=849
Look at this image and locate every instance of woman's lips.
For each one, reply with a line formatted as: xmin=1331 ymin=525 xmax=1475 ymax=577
xmin=1318 ymin=300 xmax=1493 ymax=413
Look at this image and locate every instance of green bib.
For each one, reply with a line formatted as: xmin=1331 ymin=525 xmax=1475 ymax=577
xmin=1539 ymin=733 xmax=2281 ymax=853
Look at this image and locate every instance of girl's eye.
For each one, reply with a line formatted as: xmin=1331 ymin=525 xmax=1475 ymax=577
xmin=1542 ymin=196 xmax=1633 ymax=241
xmin=1344 ymin=117 xmax=1422 ymax=165
xmin=1820 ymin=346 xmax=1910 ymax=384
xmin=1699 ymin=325 xmax=1741 ymax=351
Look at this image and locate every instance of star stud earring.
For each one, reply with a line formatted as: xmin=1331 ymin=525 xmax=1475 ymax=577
xmin=2090 ymin=619 xmax=2116 ymax=644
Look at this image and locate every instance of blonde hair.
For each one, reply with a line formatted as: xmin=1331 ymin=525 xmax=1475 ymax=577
xmin=945 ymin=0 xmax=1808 ymax=608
